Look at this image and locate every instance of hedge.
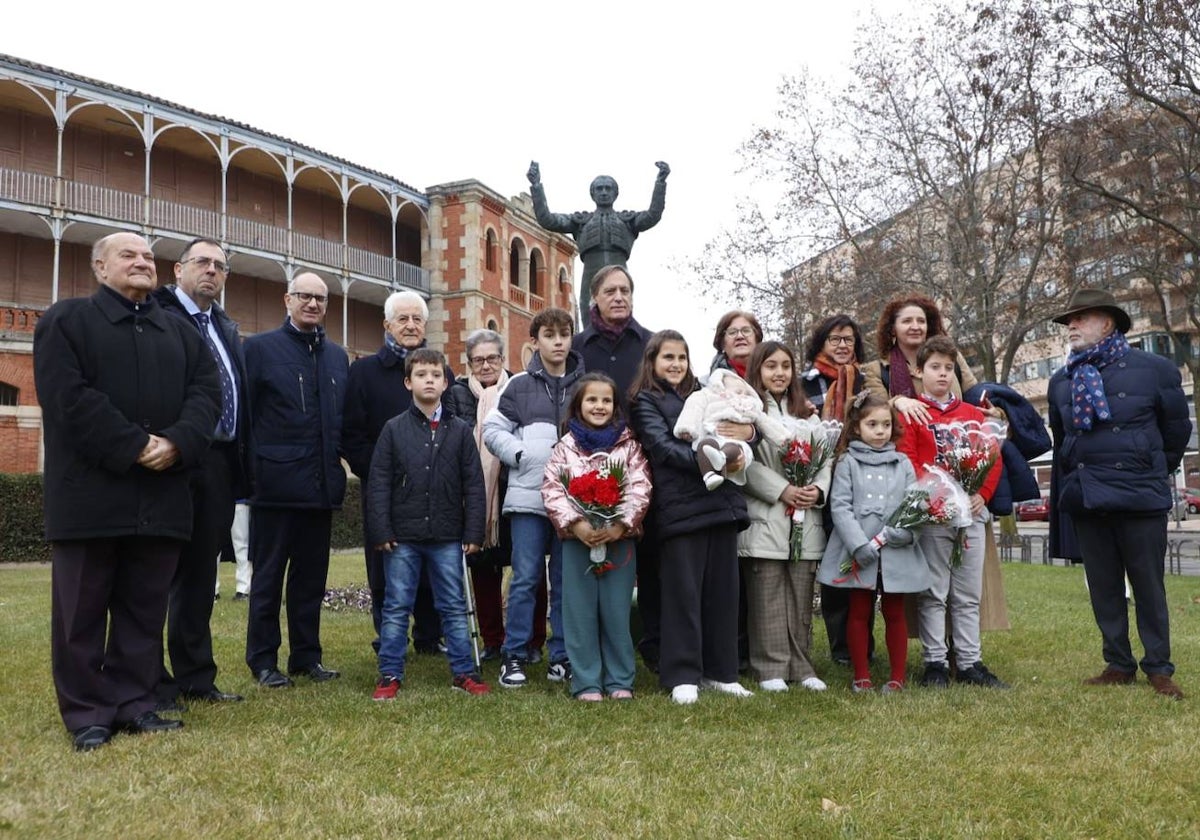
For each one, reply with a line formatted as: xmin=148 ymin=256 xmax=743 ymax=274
xmin=0 ymin=473 xmax=50 ymax=563
xmin=0 ymin=473 xmax=364 ymax=564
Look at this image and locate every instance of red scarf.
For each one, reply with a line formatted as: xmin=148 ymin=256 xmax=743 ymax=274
xmin=813 ymin=351 xmax=858 ymax=420
xmin=887 ymin=344 xmax=916 ymax=399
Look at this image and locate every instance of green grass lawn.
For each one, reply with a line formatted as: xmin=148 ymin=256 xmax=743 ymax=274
xmin=2 ymin=554 xmax=1198 ymax=838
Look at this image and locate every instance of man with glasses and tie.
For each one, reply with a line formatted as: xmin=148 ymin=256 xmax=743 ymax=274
xmin=342 ymin=290 xmax=455 ymax=658
xmin=151 ymin=238 xmax=248 ymax=708
xmin=243 ymin=272 xmax=349 ymax=688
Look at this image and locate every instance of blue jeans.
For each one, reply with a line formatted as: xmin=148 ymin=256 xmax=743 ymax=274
xmin=378 ymin=541 xmax=474 ymax=679
xmin=504 ymin=513 xmax=565 ymax=663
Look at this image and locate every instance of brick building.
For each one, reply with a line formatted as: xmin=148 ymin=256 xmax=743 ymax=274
xmin=0 ymin=54 xmax=574 ymax=474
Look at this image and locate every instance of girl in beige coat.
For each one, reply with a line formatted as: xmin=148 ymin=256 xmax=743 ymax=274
xmin=738 ymin=342 xmax=831 ymax=692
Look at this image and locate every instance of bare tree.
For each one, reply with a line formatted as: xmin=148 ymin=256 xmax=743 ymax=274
xmin=1063 ymin=0 xmax=1200 ymax=419
xmin=693 ymin=0 xmax=1077 ymax=381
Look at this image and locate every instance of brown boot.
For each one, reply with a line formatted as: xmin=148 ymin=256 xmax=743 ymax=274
xmin=1148 ymin=673 xmax=1184 ymax=700
xmin=1083 ymin=667 xmax=1136 ymax=686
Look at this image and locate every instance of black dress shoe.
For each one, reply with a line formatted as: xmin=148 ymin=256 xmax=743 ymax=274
xmin=156 ymin=698 xmax=188 ymax=715
xmin=120 ymin=712 xmax=185 ymax=734
xmin=182 ymin=687 xmax=244 ymax=703
xmin=288 ymin=663 xmax=340 ymax=682
xmin=73 ymin=724 xmax=112 ymax=752
xmin=255 ymin=668 xmax=293 ymax=688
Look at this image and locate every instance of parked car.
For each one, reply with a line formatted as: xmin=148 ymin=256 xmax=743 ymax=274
xmin=1169 ymin=488 xmax=1192 ymax=519
xmin=1184 ymin=488 xmax=1200 ymax=515
xmin=1015 ymin=495 xmax=1050 ymax=522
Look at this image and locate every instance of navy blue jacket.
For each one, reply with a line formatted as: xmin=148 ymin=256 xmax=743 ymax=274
xmin=1048 ymin=347 xmax=1191 ymax=556
xmin=572 ymin=317 xmax=652 ymax=406
xmin=365 ymin=403 xmax=485 ymax=547
xmin=341 ymin=343 xmax=457 ymax=481
xmin=244 ymin=320 xmax=349 ymax=509
xmin=33 ymin=287 xmax=221 ymax=540
xmin=964 ymin=382 xmax=1050 ymax=516
xmin=152 ymin=285 xmax=250 ymax=495
xmin=629 ymin=380 xmax=750 ymax=542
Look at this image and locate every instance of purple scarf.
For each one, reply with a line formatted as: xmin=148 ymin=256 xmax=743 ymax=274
xmin=1065 ymin=330 xmax=1130 ymax=430
xmin=589 ymin=304 xmax=630 ymax=342
xmin=887 ymin=344 xmax=916 ymax=398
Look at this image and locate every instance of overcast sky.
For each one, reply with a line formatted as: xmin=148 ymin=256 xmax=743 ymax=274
xmin=5 ymin=0 xmax=905 ymax=360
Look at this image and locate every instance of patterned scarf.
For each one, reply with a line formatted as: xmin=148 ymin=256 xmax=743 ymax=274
xmin=813 ymin=350 xmax=858 ymax=421
xmin=568 ymin=418 xmax=626 ymax=454
xmin=383 ymin=330 xmax=411 ymax=360
xmin=1065 ymin=330 xmax=1130 ymax=431
xmin=887 ymin=344 xmax=916 ymax=398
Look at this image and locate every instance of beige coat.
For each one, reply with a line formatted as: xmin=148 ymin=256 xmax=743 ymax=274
xmin=737 ymin=396 xmax=832 ymax=562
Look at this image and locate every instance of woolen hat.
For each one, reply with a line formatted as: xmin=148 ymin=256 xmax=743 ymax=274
xmin=1051 ymin=288 xmax=1132 ymax=334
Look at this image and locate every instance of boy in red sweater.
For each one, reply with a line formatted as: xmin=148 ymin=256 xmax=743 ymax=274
xmin=897 ymin=335 xmax=1007 ymax=689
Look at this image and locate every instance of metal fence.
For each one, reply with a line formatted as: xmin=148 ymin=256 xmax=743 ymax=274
xmin=1000 ymin=532 xmax=1198 ymax=574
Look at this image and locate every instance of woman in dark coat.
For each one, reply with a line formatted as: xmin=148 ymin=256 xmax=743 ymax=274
xmin=801 ymin=314 xmax=873 ymax=665
xmin=629 ymin=330 xmax=752 ymax=704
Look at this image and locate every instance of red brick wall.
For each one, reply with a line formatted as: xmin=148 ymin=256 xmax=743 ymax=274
xmin=0 ymin=351 xmax=40 ymax=473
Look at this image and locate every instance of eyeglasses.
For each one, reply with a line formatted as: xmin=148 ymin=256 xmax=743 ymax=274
xmin=181 ymin=256 xmax=231 ymax=274
xmin=724 ymin=326 xmax=756 ymax=339
xmin=469 ymin=354 xmax=503 ymax=368
xmin=825 ymin=335 xmax=856 ymax=346
xmin=289 ymin=291 xmax=328 ymax=305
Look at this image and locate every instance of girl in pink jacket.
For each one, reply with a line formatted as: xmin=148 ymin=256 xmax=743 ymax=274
xmin=542 ymin=373 xmax=652 ymax=701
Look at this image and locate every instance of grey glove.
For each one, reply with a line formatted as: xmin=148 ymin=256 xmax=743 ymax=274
xmin=882 ymin=526 xmax=914 ymax=547
xmin=852 ymin=542 xmax=880 ymax=565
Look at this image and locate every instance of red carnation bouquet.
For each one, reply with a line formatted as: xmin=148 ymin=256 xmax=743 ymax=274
xmin=836 ymin=465 xmax=970 ymax=582
xmin=559 ymin=460 xmax=627 ymax=575
xmin=939 ymin=420 xmax=1004 ymax=567
xmin=780 ymin=419 xmax=840 ymax=562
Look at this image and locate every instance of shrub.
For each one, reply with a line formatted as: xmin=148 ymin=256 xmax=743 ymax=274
xmin=331 ymin=476 xmax=363 ymax=550
xmin=0 ymin=473 xmax=49 ymax=563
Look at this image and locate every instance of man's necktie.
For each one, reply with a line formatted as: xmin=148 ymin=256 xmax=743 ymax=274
xmin=194 ymin=312 xmax=237 ymax=438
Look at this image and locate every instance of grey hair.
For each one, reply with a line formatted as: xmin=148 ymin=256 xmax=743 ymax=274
xmin=384 ymin=290 xmax=428 ymax=321
xmin=465 ymin=328 xmax=504 ymax=357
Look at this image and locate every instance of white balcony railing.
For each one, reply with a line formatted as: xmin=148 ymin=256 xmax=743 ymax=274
xmin=0 ymin=167 xmax=430 ymax=292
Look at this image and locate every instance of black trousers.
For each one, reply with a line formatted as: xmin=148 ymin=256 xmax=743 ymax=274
xmin=51 ymin=537 xmax=179 ymax=731
xmin=658 ymin=524 xmax=740 ymax=688
xmin=635 ymin=537 xmax=661 ymax=666
xmin=360 ymin=490 xmax=440 ymax=652
xmin=820 ymin=583 xmax=875 ymax=662
xmin=159 ymin=443 xmax=237 ymax=699
xmin=245 ymin=507 xmax=332 ymax=674
xmin=1074 ymin=513 xmax=1173 ymax=675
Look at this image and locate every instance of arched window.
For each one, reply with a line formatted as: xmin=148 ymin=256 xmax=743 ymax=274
xmin=487 ymin=319 xmax=498 ymax=332
xmin=529 ymin=248 xmax=544 ymax=297
xmin=485 ymin=228 xmax=497 ymax=272
xmin=509 ymin=238 xmax=528 ymax=289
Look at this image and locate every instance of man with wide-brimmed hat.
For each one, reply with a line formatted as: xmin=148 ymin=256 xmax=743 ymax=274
xmin=1047 ymin=288 xmax=1191 ymax=700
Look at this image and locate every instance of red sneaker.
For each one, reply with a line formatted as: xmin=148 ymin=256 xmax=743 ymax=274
xmin=372 ymin=675 xmax=401 ymax=701
xmin=452 ymin=673 xmax=491 ymax=696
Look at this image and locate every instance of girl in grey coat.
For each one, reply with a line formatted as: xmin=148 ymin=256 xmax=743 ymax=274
xmin=817 ymin=393 xmax=931 ymax=692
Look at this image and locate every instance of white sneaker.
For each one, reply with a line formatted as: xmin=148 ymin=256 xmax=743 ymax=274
xmin=700 ymin=679 xmax=753 ymax=697
xmin=671 ymin=684 xmax=699 ymax=705
xmin=759 ymin=678 xmax=788 ymax=692
xmin=701 ymin=444 xmax=726 ymax=471
xmin=703 ymin=471 xmax=725 ymax=491
xmin=801 ymin=676 xmax=828 ymax=692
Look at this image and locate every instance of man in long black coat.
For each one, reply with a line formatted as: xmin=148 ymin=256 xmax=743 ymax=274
xmin=34 ymin=232 xmax=221 ymax=751
xmin=152 ymin=237 xmax=248 ymax=707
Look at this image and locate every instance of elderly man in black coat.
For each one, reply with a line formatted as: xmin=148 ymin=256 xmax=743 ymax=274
xmin=33 ymin=231 xmax=221 ymax=751
xmin=341 ymin=290 xmax=453 ymax=655
xmin=1048 ymin=289 xmax=1191 ymax=700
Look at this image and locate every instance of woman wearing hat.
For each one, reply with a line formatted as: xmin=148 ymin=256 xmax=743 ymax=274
xmin=1047 ymin=288 xmax=1190 ymax=699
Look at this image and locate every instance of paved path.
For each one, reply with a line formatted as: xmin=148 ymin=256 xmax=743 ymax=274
xmin=1010 ymin=520 xmax=1200 ymax=575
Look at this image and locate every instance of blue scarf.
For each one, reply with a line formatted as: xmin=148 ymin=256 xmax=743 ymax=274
xmin=568 ymin=419 xmax=625 ymax=454
xmin=384 ymin=331 xmax=410 ymax=360
xmin=1065 ymin=330 xmax=1130 ymax=430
